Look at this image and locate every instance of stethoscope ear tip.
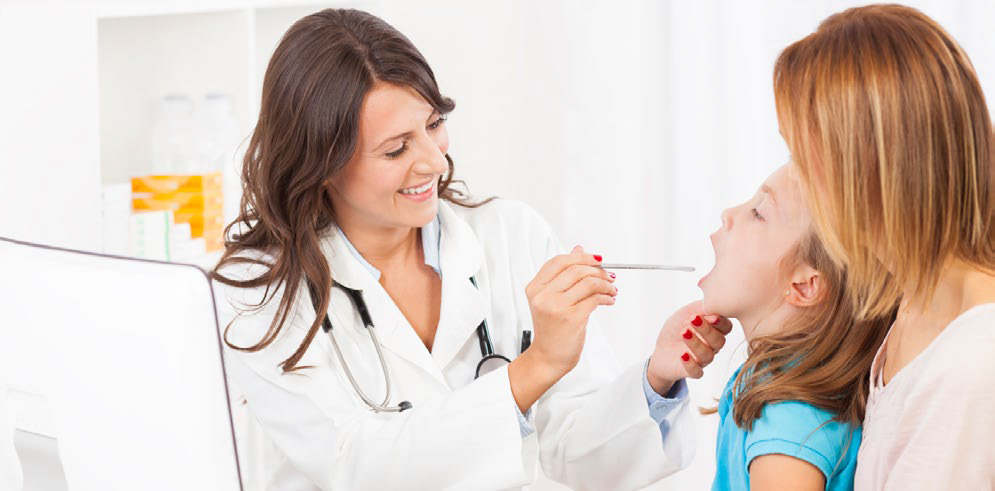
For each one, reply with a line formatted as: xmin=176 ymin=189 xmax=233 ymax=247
xmin=398 ymin=401 xmax=413 ymax=412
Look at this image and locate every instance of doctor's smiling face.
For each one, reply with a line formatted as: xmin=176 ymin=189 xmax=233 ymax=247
xmin=698 ymin=165 xmax=814 ymax=335
xmin=327 ymin=82 xmax=451 ymax=231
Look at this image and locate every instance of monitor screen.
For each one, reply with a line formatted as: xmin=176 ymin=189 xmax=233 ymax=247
xmin=0 ymin=237 xmax=243 ymax=490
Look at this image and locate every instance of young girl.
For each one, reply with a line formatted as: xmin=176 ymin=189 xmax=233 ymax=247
xmin=773 ymin=5 xmax=995 ymax=488
xmin=700 ymin=164 xmax=895 ymax=490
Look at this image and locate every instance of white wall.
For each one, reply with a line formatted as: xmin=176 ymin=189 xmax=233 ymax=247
xmin=0 ymin=5 xmax=102 ymax=251
xmin=2 ymin=1 xmax=994 ymax=489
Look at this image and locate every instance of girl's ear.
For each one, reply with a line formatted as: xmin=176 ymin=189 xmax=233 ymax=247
xmin=786 ymin=265 xmax=823 ymax=307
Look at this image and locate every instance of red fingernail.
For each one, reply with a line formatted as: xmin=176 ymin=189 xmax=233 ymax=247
xmin=683 ymin=329 xmax=693 ymax=340
xmin=691 ymin=316 xmax=703 ymax=327
xmin=609 ymin=272 xmax=616 ymax=279
xmin=681 ymin=353 xmax=691 ymax=362
xmin=593 ymin=254 xmax=603 ymax=262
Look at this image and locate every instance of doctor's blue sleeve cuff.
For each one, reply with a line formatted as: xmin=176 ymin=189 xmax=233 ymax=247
xmin=642 ymin=358 xmax=688 ymax=441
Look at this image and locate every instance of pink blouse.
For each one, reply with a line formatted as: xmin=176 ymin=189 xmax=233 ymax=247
xmin=855 ymin=304 xmax=995 ymax=490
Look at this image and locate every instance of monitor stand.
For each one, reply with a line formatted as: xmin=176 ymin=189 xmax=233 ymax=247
xmin=14 ymin=430 xmax=67 ymax=491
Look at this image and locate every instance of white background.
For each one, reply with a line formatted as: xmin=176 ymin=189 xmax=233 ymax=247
xmin=2 ymin=1 xmax=993 ymax=489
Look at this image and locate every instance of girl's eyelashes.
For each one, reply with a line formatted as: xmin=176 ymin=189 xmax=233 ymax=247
xmin=428 ymin=113 xmax=447 ymax=130
xmin=751 ymin=208 xmax=765 ymax=221
xmin=385 ymin=142 xmax=408 ymax=159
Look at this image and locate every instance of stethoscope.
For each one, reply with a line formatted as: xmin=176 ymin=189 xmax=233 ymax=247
xmin=307 ymin=276 xmax=532 ymax=413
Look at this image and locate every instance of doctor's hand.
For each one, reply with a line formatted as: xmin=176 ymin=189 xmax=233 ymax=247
xmin=508 ymin=246 xmax=616 ymax=412
xmin=646 ymin=300 xmax=732 ymax=395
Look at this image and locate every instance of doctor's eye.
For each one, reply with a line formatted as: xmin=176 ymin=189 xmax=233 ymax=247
xmin=386 ymin=142 xmax=409 ymax=159
xmin=427 ymin=114 xmax=447 ymax=130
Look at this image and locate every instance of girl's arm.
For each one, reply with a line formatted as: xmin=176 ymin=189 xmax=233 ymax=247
xmin=750 ymin=454 xmax=825 ymax=490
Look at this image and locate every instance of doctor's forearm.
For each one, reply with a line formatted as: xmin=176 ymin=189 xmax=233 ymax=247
xmin=507 ymin=350 xmax=565 ymax=413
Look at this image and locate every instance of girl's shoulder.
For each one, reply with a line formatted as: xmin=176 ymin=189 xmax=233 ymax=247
xmin=752 ymin=400 xmax=856 ymax=441
xmin=720 ymin=366 xmax=860 ymax=480
xmin=745 ymin=400 xmax=861 ymax=482
xmin=722 ymin=367 xmax=858 ymax=446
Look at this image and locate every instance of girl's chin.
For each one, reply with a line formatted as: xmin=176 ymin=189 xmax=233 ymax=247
xmin=697 ymin=275 xmax=729 ymax=317
xmin=697 ymin=269 xmax=715 ymax=289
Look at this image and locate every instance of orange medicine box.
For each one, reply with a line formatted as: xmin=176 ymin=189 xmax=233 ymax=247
xmin=131 ymin=173 xmax=224 ymax=252
xmin=131 ymin=173 xmax=222 ymax=194
xmin=132 ymin=191 xmax=222 ymax=212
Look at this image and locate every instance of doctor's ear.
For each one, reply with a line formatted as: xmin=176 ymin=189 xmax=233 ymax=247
xmin=784 ymin=265 xmax=823 ymax=307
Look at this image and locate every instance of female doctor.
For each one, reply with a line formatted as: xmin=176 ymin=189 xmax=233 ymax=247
xmin=212 ymin=8 xmax=731 ymax=490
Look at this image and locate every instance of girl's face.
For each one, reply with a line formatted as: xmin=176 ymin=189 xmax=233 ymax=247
xmin=327 ymin=82 xmax=450 ymax=231
xmin=699 ymin=165 xmax=812 ymax=323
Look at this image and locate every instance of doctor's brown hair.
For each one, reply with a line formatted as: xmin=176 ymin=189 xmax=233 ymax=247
xmin=211 ymin=8 xmax=485 ymax=372
xmin=774 ymin=4 xmax=995 ymax=320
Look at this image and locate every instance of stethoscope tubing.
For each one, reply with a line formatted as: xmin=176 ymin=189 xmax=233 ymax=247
xmin=310 ymin=277 xmax=520 ymax=413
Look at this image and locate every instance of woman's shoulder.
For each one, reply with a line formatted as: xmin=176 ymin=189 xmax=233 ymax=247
xmin=919 ymin=302 xmax=995 ymax=390
xmin=212 ymin=251 xmax=313 ymax=363
xmin=448 ymin=198 xmax=560 ymax=258
xmin=448 ymin=197 xmax=552 ymax=234
xmin=212 ymin=246 xmax=279 ymax=281
xmin=211 ymin=248 xmax=308 ymax=336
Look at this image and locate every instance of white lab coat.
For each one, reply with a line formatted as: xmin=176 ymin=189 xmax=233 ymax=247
xmin=215 ymin=199 xmax=694 ymax=491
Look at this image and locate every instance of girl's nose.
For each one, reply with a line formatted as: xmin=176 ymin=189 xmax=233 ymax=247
xmin=720 ymin=207 xmax=733 ymax=230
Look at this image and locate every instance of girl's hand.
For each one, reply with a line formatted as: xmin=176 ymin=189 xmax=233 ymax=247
xmin=646 ymin=300 xmax=732 ymax=395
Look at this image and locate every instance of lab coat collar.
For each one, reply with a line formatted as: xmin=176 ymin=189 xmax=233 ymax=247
xmin=334 ymin=215 xmax=442 ymax=282
xmin=430 ymin=201 xmax=488 ymax=370
xmin=436 ymin=200 xmax=484 ymax=283
xmin=320 ymin=230 xmax=445 ymax=386
xmin=320 ymin=205 xmax=469 ymax=291
xmin=320 ymin=229 xmax=379 ymax=292
xmin=318 ymin=201 xmax=488 ymax=383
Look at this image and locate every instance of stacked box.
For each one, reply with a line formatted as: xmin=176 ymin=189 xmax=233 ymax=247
xmin=131 ymin=173 xmax=224 ymax=252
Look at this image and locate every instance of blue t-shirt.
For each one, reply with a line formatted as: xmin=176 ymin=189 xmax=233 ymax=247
xmin=713 ymin=366 xmax=861 ymax=491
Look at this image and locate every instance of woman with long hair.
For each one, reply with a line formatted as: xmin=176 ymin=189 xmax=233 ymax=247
xmin=774 ymin=5 xmax=995 ymax=488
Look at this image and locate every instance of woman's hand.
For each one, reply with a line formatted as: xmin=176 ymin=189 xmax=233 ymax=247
xmin=646 ymin=300 xmax=732 ymax=395
xmin=508 ymin=246 xmax=616 ymax=412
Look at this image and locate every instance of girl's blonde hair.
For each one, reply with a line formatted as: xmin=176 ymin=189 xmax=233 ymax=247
xmin=731 ymin=230 xmax=895 ymax=429
xmin=773 ymin=4 xmax=995 ymax=319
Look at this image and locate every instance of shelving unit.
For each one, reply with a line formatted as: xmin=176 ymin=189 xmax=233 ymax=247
xmin=0 ymin=1 xmax=381 ymax=258
xmin=87 ymin=1 xmax=379 ymax=264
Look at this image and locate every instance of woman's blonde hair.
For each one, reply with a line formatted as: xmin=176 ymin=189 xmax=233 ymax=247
xmin=773 ymin=4 xmax=995 ymax=319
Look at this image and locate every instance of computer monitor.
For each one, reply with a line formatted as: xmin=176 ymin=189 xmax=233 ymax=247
xmin=0 ymin=236 xmax=243 ymax=490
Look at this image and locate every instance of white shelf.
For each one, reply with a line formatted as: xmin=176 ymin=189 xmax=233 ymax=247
xmin=91 ymin=2 xmax=378 ymax=260
xmin=97 ymin=9 xmax=254 ymax=186
xmin=0 ymin=0 xmax=381 ymax=254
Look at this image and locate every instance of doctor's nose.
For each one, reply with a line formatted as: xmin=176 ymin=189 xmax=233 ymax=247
xmin=410 ymin=139 xmax=449 ymax=176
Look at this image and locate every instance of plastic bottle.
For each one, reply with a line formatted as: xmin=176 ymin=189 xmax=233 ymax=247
xmin=193 ymin=93 xmax=239 ymax=173
xmin=151 ymin=94 xmax=195 ymax=174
